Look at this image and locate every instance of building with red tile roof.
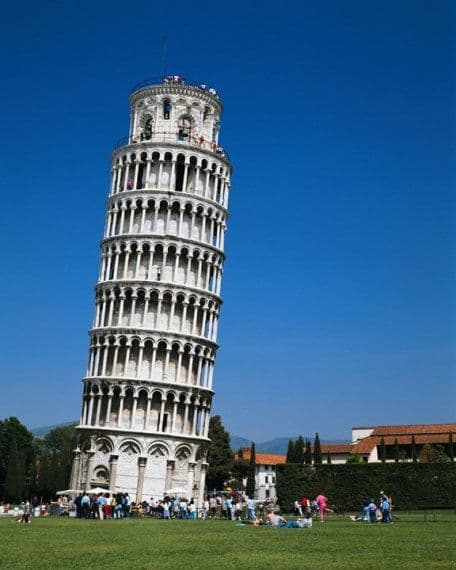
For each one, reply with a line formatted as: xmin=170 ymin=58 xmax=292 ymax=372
xmin=234 ymin=448 xmax=286 ymax=499
xmin=320 ymin=423 xmax=456 ymax=464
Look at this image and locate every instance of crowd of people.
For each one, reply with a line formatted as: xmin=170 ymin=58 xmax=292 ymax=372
xmin=2 ymin=488 xmax=394 ymax=529
xmin=292 ymin=494 xmax=334 ymax=522
xmin=350 ymin=491 xmax=393 ymax=524
xmin=66 ymin=492 xmax=272 ymax=521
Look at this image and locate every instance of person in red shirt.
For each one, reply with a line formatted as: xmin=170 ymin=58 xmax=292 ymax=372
xmin=301 ymin=497 xmax=310 ymax=515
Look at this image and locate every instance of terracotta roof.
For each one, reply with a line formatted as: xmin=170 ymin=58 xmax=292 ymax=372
xmin=352 ymin=438 xmax=379 ymax=453
xmin=352 ymin=423 xmax=456 ymax=436
xmin=352 ymin=432 xmax=454 ymax=454
xmin=235 ymin=448 xmax=286 ymax=466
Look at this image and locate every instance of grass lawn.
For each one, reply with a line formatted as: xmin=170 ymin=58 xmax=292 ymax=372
xmin=1 ymin=512 xmax=455 ymax=569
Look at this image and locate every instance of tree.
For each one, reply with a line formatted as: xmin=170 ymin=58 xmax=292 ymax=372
xmin=411 ymin=435 xmax=417 ymax=463
xmin=206 ymin=415 xmax=232 ymax=491
xmin=379 ymin=437 xmax=386 ymax=463
xmin=34 ymin=424 xmax=77 ymax=497
xmin=295 ymin=436 xmax=305 ymax=464
xmin=313 ymin=433 xmax=322 ymax=464
xmin=326 ymin=452 xmax=332 ymax=464
xmin=449 ymin=433 xmax=454 ymax=462
xmin=5 ymin=439 xmax=25 ymax=499
xmin=346 ymin=453 xmax=362 ymax=464
xmin=394 ymin=438 xmax=400 ymax=463
xmin=0 ymin=417 xmax=34 ymax=498
xmin=418 ymin=444 xmax=450 ymax=464
xmin=231 ymin=448 xmax=249 ymax=488
xmin=286 ymin=440 xmax=295 ymax=463
xmin=304 ymin=439 xmax=312 ymax=465
xmin=246 ymin=442 xmax=256 ymax=498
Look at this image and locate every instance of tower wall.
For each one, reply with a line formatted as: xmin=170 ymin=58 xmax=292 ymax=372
xmin=71 ymin=78 xmax=232 ymax=506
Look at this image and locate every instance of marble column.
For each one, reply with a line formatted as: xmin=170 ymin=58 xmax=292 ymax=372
xmin=136 ymin=457 xmax=147 ymax=503
xmin=165 ymin=460 xmax=175 ymax=491
xmin=85 ymin=450 xmax=96 ymax=490
xmin=69 ymin=448 xmax=81 ymax=492
xmin=109 ymin=454 xmax=119 ymax=495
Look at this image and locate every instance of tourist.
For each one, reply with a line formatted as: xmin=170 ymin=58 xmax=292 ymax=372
xmin=209 ymin=495 xmax=217 ymax=518
xmin=150 ymin=497 xmax=157 ymax=516
xmin=110 ymin=495 xmax=117 ymax=518
xmin=299 ymin=512 xmax=313 ymax=528
xmin=380 ymin=490 xmax=393 ymax=522
xmin=19 ymin=507 xmax=31 ymax=524
xmin=188 ymin=499 xmax=196 ymax=520
xmin=315 ymin=493 xmax=329 ymax=523
xmin=97 ymin=493 xmax=107 ymax=520
xmin=301 ymin=496 xmax=310 ymax=515
xmin=171 ymin=497 xmax=179 ymax=518
xmin=81 ymin=493 xmax=90 ymax=519
xmin=381 ymin=495 xmax=391 ymax=523
xmin=266 ymin=511 xmax=287 ymax=527
xmin=179 ymin=498 xmax=187 ymax=519
xmin=220 ymin=496 xmax=227 ymax=518
xmin=123 ymin=493 xmax=131 ymax=517
xmin=294 ymin=500 xmax=302 ymax=516
xmin=224 ymin=495 xmax=233 ymax=519
xmin=163 ymin=500 xmax=170 ymax=520
xmin=247 ymin=497 xmax=256 ymax=521
xmin=114 ymin=495 xmax=123 ymax=519
xmin=74 ymin=494 xmax=82 ymax=518
xmin=89 ymin=494 xmax=98 ymax=519
xmin=367 ymin=499 xmax=377 ymax=523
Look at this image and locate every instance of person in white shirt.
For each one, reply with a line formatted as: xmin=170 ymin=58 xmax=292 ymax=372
xmin=97 ymin=494 xmax=107 ymax=520
xmin=298 ymin=513 xmax=313 ymax=528
xmin=202 ymin=498 xmax=209 ymax=520
xmin=247 ymin=497 xmax=256 ymax=520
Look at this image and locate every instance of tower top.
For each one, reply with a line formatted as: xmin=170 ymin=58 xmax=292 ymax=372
xmin=129 ymin=75 xmax=222 ymax=112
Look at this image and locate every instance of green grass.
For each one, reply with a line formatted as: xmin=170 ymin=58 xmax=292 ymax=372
xmin=1 ymin=512 xmax=455 ymax=569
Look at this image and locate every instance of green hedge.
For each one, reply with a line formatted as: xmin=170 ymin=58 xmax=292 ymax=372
xmin=276 ymin=463 xmax=456 ymax=510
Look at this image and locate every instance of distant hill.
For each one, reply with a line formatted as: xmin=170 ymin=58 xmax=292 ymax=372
xmin=32 ymin=421 xmax=77 ymax=437
xmin=231 ymin=435 xmax=345 ymax=455
xmin=31 ymin=423 xmax=343 ymax=453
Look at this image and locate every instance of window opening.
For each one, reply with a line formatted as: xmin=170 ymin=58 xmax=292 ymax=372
xmin=144 ymin=118 xmax=153 ymax=140
xmin=178 ymin=117 xmax=192 ymax=141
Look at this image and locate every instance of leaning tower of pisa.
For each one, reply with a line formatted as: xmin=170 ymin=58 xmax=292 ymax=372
xmin=70 ymin=76 xmax=231 ymax=505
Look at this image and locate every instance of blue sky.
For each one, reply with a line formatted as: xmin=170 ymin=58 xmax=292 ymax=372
xmin=0 ymin=1 xmax=454 ymax=441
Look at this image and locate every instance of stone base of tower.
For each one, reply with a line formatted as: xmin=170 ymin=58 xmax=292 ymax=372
xmin=72 ymin=428 xmax=209 ymax=507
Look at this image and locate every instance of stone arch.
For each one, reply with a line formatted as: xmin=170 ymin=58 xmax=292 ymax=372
xmin=175 ymin=444 xmax=192 ymax=461
xmin=118 ymin=439 xmax=142 ymax=457
xmin=92 ymin=465 xmax=110 ymax=486
xmin=96 ymin=437 xmax=113 ymax=455
xmin=147 ymin=442 xmax=170 ymax=459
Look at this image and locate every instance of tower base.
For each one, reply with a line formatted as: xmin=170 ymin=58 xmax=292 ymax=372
xmin=71 ymin=428 xmax=209 ymax=507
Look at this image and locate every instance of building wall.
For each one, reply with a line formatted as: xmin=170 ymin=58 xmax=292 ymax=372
xmin=352 ymin=428 xmax=374 ymax=442
xmin=255 ymin=465 xmax=277 ymax=500
xmin=322 ymin=453 xmax=351 ymax=464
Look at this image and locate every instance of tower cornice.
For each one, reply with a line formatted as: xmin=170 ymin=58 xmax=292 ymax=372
xmin=129 ymin=83 xmax=223 ymax=114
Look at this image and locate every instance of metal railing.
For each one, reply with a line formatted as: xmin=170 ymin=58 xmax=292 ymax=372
xmin=131 ymin=76 xmax=221 ymax=99
xmin=113 ymin=131 xmax=230 ymax=162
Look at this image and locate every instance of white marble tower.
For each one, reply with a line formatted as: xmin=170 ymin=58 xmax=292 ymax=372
xmin=70 ymin=76 xmax=232 ymax=505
